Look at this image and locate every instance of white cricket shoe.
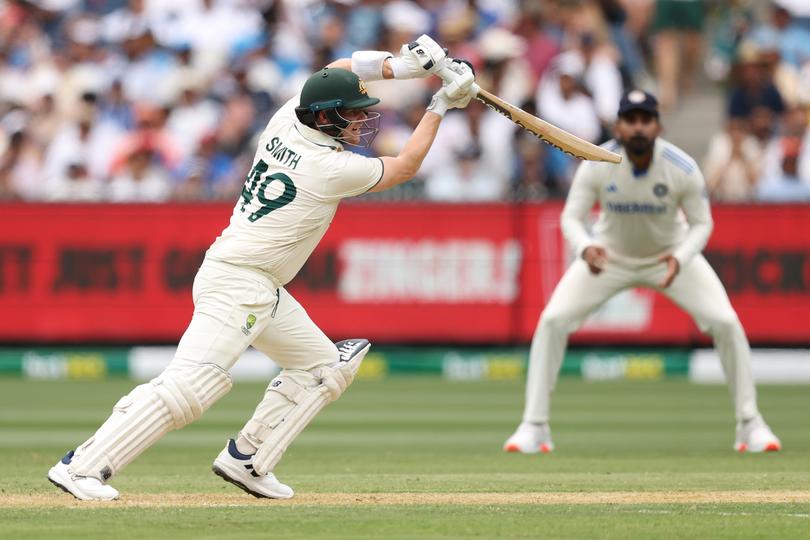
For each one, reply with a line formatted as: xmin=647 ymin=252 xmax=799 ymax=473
xmin=503 ymin=422 xmax=554 ymax=453
xmin=735 ymin=416 xmax=781 ymax=453
xmin=47 ymin=451 xmax=119 ymax=501
xmin=212 ymin=439 xmax=294 ymax=499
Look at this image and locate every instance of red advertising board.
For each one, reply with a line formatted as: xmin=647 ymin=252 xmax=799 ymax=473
xmin=1 ymin=203 xmax=808 ymax=344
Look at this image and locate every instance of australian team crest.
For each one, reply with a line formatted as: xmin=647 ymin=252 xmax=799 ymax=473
xmin=653 ymin=183 xmax=668 ymax=197
xmin=358 ymin=79 xmax=368 ymax=95
xmin=241 ymin=314 xmax=257 ymax=336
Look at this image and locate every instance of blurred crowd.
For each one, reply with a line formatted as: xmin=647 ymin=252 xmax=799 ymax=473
xmin=1 ymin=0 xmax=810 ymax=204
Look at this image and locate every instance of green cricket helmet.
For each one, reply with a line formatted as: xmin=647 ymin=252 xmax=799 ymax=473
xmin=295 ymin=67 xmax=381 ymax=148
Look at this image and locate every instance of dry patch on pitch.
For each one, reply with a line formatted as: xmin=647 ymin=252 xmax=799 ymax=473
xmin=5 ymin=491 xmax=810 ymax=508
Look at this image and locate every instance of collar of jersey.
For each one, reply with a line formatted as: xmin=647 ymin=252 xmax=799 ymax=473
xmin=294 ymin=122 xmax=343 ymax=151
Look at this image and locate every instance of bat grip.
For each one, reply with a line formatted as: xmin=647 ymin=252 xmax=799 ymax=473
xmin=437 ymin=66 xmax=478 ymax=100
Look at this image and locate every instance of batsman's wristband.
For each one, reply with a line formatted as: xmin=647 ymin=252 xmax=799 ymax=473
xmin=351 ymin=50 xmax=394 ymax=81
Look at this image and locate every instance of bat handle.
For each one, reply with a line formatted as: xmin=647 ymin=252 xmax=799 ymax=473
xmin=437 ymin=66 xmax=478 ymax=100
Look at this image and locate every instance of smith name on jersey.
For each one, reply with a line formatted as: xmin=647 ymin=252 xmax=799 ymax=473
xmin=206 ymin=95 xmax=384 ymax=285
xmin=562 ymin=138 xmax=713 ymax=267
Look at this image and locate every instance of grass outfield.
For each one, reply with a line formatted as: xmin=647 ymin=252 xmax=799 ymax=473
xmin=1 ymin=377 xmax=808 ymax=539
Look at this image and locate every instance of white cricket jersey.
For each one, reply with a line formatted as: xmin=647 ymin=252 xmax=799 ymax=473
xmin=562 ymin=137 xmax=713 ymax=266
xmin=206 ymin=95 xmax=384 ymax=285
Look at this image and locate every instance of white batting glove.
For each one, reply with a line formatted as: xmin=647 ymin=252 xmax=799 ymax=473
xmin=427 ymin=82 xmax=476 ymax=118
xmin=438 ymin=58 xmax=476 ymax=99
xmin=388 ymin=34 xmax=447 ymax=79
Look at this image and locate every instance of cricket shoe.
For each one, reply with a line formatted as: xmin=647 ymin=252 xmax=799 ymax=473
xmin=503 ymin=422 xmax=554 ymax=453
xmin=734 ymin=416 xmax=781 ymax=453
xmin=212 ymin=439 xmax=294 ymax=499
xmin=47 ymin=450 xmax=119 ymax=501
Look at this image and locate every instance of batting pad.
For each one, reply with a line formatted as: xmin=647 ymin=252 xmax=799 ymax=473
xmin=70 ymin=362 xmax=232 ymax=481
xmin=252 ymin=339 xmax=370 ymax=475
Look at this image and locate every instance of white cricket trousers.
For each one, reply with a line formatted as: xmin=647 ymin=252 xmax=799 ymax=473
xmin=178 ymin=258 xmax=337 ymax=374
xmin=523 ymin=254 xmax=759 ymax=424
xmin=70 ymin=258 xmax=339 ymax=480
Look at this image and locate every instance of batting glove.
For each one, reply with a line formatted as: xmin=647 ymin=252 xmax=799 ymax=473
xmin=388 ymin=34 xmax=447 ymax=79
xmin=438 ymin=58 xmax=477 ymax=100
xmin=427 ymin=81 xmax=476 ymax=118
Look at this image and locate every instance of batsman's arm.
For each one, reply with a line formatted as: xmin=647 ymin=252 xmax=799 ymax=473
xmin=326 ymin=57 xmax=396 ymax=80
xmin=368 ymin=111 xmax=442 ymax=193
xmin=328 ymin=35 xmax=447 ymax=81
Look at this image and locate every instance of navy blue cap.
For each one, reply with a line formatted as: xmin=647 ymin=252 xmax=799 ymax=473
xmin=618 ymin=89 xmax=659 ymax=117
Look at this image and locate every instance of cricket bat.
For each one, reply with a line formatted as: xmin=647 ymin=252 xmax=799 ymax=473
xmin=438 ymin=67 xmax=622 ymax=164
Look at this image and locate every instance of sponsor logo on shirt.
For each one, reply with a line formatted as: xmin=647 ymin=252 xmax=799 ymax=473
xmin=606 ymin=201 xmax=667 ymax=214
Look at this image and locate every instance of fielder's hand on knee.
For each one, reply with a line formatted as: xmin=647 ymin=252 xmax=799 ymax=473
xmin=657 ymin=254 xmax=680 ymax=288
xmin=388 ymin=34 xmax=447 ymax=79
xmin=583 ymin=245 xmax=608 ymax=275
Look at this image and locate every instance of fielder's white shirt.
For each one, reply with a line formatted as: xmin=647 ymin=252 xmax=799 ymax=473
xmin=562 ymin=137 xmax=713 ymax=267
xmin=206 ymin=95 xmax=384 ymax=285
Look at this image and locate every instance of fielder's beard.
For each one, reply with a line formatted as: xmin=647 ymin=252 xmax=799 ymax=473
xmin=622 ymin=134 xmax=655 ymax=156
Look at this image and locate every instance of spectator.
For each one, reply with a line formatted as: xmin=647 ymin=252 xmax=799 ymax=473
xmin=425 ymin=99 xmax=516 ymax=201
xmin=748 ymin=105 xmax=779 ymax=148
xmin=101 ymin=0 xmax=150 ymax=47
xmin=43 ymin=93 xmax=123 ymax=192
xmin=48 ymin=161 xmax=104 ymax=202
xmin=108 ymin=145 xmax=172 ymax=202
xmin=512 ymin=6 xmax=560 ymax=86
xmin=166 ymin=74 xmax=222 ymax=162
xmin=425 ymin=143 xmax=503 ymax=202
xmin=0 ymin=123 xmax=41 ymax=201
xmin=537 ymin=54 xmax=601 ymax=144
xmin=175 ymin=131 xmax=244 ymax=201
xmin=476 ymin=27 xmax=534 ymax=107
xmin=704 ymin=0 xmax=755 ymax=83
xmin=747 ymin=2 xmax=810 ymax=71
xmin=760 ymin=106 xmax=810 ymax=186
xmin=727 ymin=41 xmax=785 ymax=120
xmin=703 ymin=117 xmax=762 ymax=202
xmin=598 ymin=0 xmax=645 ymax=85
xmin=651 ymin=0 xmax=706 ymax=111
xmin=561 ymin=32 xmax=624 ymax=130
xmin=756 ymin=135 xmax=810 ymax=201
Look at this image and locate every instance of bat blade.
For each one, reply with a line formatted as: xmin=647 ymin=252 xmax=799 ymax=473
xmin=475 ymin=88 xmax=622 ymax=164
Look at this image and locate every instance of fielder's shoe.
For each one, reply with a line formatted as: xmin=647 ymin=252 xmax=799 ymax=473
xmin=47 ymin=450 xmax=119 ymax=501
xmin=212 ymin=439 xmax=294 ymax=499
xmin=735 ymin=416 xmax=781 ymax=453
xmin=503 ymin=422 xmax=554 ymax=453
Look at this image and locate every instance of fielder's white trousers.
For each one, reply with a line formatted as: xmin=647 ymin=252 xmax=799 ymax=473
xmin=523 ymin=254 xmax=759 ymax=424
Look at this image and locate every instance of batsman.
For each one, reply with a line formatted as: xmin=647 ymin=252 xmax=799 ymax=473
xmin=505 ymin=90 xmax=782 ymax=456
xmin=48 ymin=35 xmax=476 ymax=501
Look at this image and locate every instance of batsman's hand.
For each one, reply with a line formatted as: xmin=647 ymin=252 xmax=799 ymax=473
xmin=583 ymin=245 xmax=608 ymax=275
xmin=657 ymin=253 xmax=680 ymax=288
xmin=389 ymin=34 xmax=447 ymax=79
xmin=427 ymin=79 xmax=476 ymax=117
xmin=438 ymin=58 xmax=478 ymax=100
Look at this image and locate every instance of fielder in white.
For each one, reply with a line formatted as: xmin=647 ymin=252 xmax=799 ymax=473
xmin=48 ymin=36 xmax=477 ymax=501
xmin=504 ymin=90 xmax=781 ymax=455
